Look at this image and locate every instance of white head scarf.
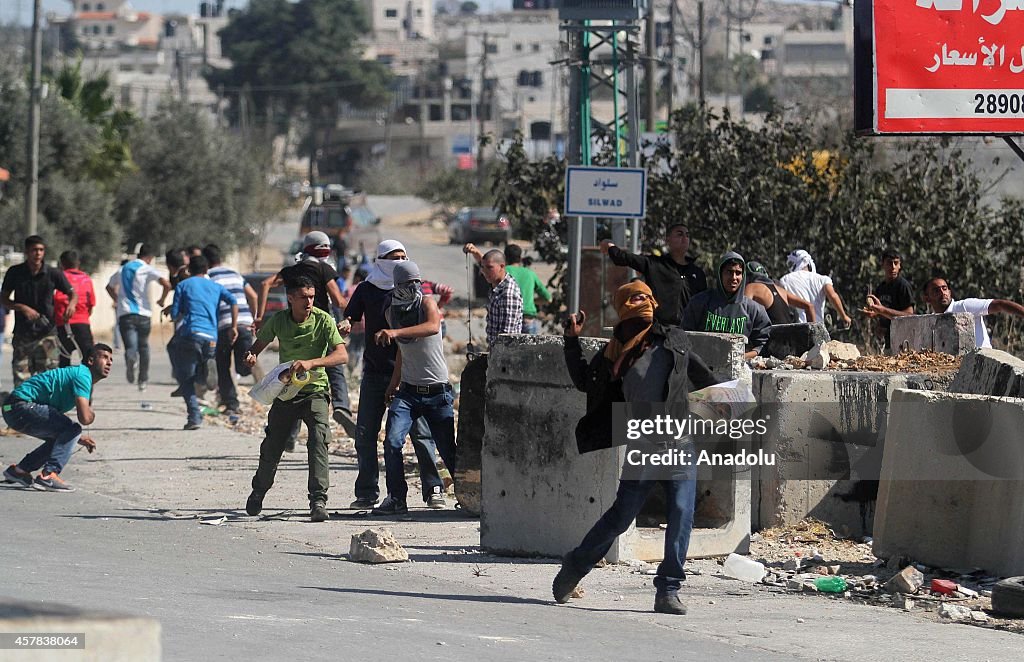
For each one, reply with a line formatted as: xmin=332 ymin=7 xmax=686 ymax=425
xmin=365 ymin=240 xmax=408 ymax=290
xmin=787 ymin=249 xmax=816 ymax=273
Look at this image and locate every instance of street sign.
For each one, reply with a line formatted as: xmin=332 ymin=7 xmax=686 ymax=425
xmin=855 ymin=0 xmax=1024 ymax=135
xmin=564 ymin=166 xmax=647 ymax=219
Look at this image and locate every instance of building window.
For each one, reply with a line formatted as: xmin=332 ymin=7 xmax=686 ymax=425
xmin=764 ymin=36 xmax=774 ymax=46
xmin=96 ymin=2 xmax=104 ymax=9
xmin=92 ymin=25 xmax=100 ymax=34
xmin=385 ymin=9 xmax=398 ymax=18
xmin=527 ymin=96 xmax=536 ymax=103
xmin=82 ymin=2 xmax=91 ymax=10
xmin=514 ymin=43 xmax=523 ymax=52
xmin=106 ymin=24 xmax=114 ymax=35
xmin=532 ymin=43 xmax=541 ymax=53
xmin=485 ymin=43 xmax=498 ymax=54
xmin=416 ymin=8 xmax=423 ymax=16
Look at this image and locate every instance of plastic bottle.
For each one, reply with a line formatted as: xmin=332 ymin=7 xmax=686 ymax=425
xmin=723 ymin=553 xmax=767 ymax=583
xmin=815 ymin=576 xmax=848 ymax=593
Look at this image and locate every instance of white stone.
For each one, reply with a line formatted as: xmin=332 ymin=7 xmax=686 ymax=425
xmin=938 ymin=603 xmax=972 ymax=621
xmin=823 ymin=340 xmax=860 ymax=361
xmin=349 ymin=528 xmax=409 ymax=563
xmin=970 ymin=610 xmax=989 ymax=623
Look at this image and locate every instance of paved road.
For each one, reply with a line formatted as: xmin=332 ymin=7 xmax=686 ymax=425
xmin=2 ymin=197 xmax=1022 ymax=660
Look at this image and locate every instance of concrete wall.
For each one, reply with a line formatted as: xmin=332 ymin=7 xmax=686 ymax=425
xmin=480 ymin=332 xmax=750 ymax=561
xmin=751 ymin=370 xmax=931 ymax=537
xmin=873 ymin=389 xmax=1024 ymax=576
xmin=950 ymin=348 xmax=1024 ymax=398
xmin=0 ymin=597 xmax=160 ymax=661
xmin=889 ymin=313 xmax=977 ymax=356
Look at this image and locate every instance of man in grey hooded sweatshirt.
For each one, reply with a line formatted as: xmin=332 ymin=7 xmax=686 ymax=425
xmin=681 ymin=251 xmax=771 ymax=359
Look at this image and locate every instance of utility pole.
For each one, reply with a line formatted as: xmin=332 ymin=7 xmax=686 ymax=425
xmin=668 ymin=0 xmax=677 ymax=118
xmin=698 ymin=1 xmax=706 ymax=107
xmin=476 ymin=32 xmax=489 ymax=186
xmin=645 ymin=1 xmax=656 ymax=131
xmin=25 ymin=0 xmax=42 ymax=236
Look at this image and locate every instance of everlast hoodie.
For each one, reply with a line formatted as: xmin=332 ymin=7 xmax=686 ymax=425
xmin=681 ymin=251 xmax=771 ymax=355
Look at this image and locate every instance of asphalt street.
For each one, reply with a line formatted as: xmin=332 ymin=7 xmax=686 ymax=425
xmin=1 ymin=197 xmax=1022 ymax=661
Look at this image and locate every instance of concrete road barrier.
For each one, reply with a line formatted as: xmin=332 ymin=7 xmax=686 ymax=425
xmin=889 ymin=313 xmax=977 ymax=356
xmin=0 ymin=597 xmax=160 ymax=661
xmin=950 ymin=348 xmax=1024 ymax=398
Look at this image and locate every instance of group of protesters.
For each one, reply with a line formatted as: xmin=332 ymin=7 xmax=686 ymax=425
xmin=5 ymin=221 xmax=1024 ymax=616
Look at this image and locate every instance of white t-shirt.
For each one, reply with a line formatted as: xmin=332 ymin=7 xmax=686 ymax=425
xmin=108 ymin=259 xmax=163 ymax=318
xmin=779 ymin=270 xmax=834 ymax=323
xmin=945 ymin=298 xmax=993 ymax=348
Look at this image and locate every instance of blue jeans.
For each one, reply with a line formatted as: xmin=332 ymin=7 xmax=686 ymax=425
xmin=215 ymin=326 xmax=254 ymax=410
xmin=3 ymin=399 xmax=82 ymax=474
xmin=354 ymin=371 xmax=442 ymax=502
xmin=522 ymin=317 xmax=541 ymax=334
xmin=168 ymin=334 xmax=216 ymax=425
xmin=118 ymin=314 xmax=152 ymax=382
xmin=382 ymin=385 xmax=458 ymax=502
xmin=566 ymin=463 xmax=697 ymax=595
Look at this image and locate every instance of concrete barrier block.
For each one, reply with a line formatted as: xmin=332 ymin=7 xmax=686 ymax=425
xmin=751 ymin=370 xmax=931 ymax=537
xmin=889 ymin=313 xmax=977 ymax=356
xmin=686 ymin=332 xmax=747 ymax=382
xmin=950 ymin=348 xmax=1024 ymax=398
xmin=0 ymin=597 xmax=161 ymax=661
xmin=873 ymin=389 xmax=1024 ymax=576
xmin=874 ymin=389 xmax=1024 ymax=574
xmin=480 ymin=334 xmax=751 ymax=560
xmin=762 ymin=323 xmax=831 ymax=360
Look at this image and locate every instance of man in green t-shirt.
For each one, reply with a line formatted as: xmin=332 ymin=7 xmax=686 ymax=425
xmin=504 ymin=244 xmax=551 ymax=334
xmin=2 ymin=344 xmax=113 ymax=492
xmin=243 ymin=276 xmax=348 ymax=522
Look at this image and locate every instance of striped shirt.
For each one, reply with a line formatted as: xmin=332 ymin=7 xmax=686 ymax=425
xmin=108 ymin=259 xmax=163 ymax=318
xmin=208 ymin=266 xmax=254 ymax=329
xmin=486 ymin=273 xmax=523 ymax=347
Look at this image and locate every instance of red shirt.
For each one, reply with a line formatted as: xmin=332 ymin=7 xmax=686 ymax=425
xmin=53 ymin=269 xmax=96 ymax=325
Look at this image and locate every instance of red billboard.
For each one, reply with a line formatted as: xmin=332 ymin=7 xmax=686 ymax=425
xmin=855 ymin=0 xmax=1024 ymax=134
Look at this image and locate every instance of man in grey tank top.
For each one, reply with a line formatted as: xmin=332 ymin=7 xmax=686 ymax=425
xmin=372 ymin=261 xmax=458 ymax=515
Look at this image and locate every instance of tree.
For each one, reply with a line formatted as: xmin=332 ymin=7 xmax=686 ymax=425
xmin=459 ymin=1 xmax=479 ymax=15
xmin=205 ymin=0 xmax=392 ymax=181
xmin=489 ymin=108 xmax=1024 ymax=352
xmin=114 ymin=102 xmax=281 ymax=254
xmin=51 ymin=58 xmax=136 ymax=187
xmin=0 ymin=67 xmax=120 ymax=269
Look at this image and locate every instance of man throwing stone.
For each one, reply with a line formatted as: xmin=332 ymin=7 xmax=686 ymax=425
xmin=2 ymin=344 xmax=113 ymax=491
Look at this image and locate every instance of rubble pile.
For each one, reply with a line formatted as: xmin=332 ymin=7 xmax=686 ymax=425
xmin=751 ymin=347 xmax=961 ymax=377
xmin=710 ymin=519 xmax=1024 ymax=631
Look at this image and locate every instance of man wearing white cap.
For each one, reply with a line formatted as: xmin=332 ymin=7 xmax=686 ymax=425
xmin=372 ymin=260 xmax=458 ymax=516
xmin=778 ymin=249 xmax=852 ymax=328
xmin=256 ymin=231 xmax=356 ymax=442
xmin=343 ymin=240 xmax=448 ymax=510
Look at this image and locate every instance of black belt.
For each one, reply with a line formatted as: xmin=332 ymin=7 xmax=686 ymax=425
xmin=400 ymin=382 xmax=451 ymax=395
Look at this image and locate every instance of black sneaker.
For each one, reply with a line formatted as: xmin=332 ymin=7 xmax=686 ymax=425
xmin=246 ymin=491 xmax=264 ymax=516
xmin=170 ymin=386 xmax=184 ymax=397
xmin=183 ymin=421 xmax=201 ymax=431
xmin=332 ymin=408 xmax=357 ymax=437
xmin=552 ymin=554 xmax=586 ymax=603
xmin=654 ymin=593 xmax=687 ymax=615
xmin=349 ymin=497 xmax=377 ymax=509
xmin=3 ymin=464 xmax=33 ymax=488
xmin=310 ymin=503 xmax=328 ymax=522
xmin=126 ymin=358 xmax=136 ymax=384
xmin=371 ymin=495 xmax=408 ymax=515
xmin=427 ymin=494 xmax=447 ymax=509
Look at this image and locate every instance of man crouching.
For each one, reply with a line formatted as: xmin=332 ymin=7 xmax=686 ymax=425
xmin=243 ymin=276 xmax=347 ymax=522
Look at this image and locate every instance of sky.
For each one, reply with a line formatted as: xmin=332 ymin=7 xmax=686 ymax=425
xmin=3 ymin=0 xmax=509 ymax=25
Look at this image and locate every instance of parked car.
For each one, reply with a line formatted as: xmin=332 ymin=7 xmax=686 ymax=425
xmin=244 ymin=272 xmax=287 ymax=317
xmin=447 ymin=207 xmax=511 ymax=245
